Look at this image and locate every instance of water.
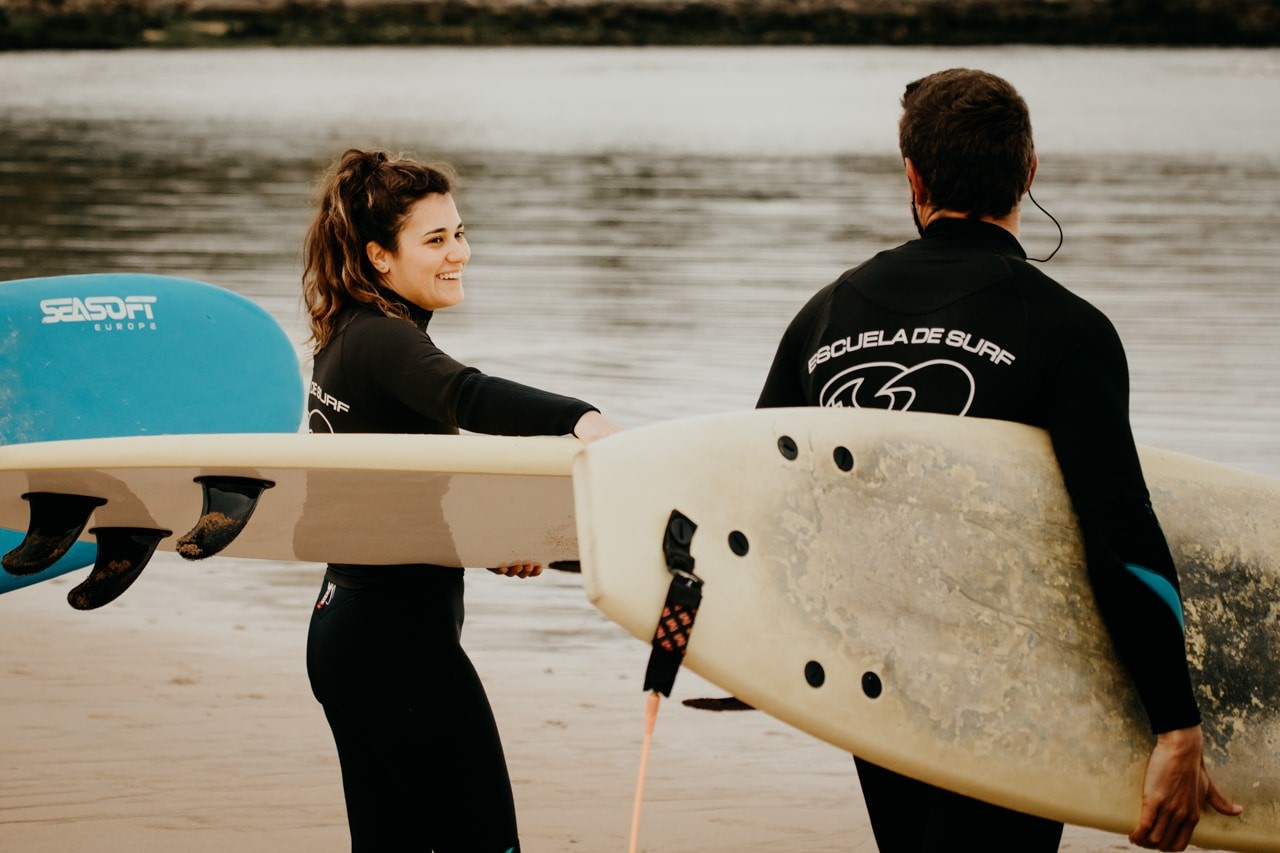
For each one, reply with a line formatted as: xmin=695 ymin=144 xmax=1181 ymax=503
xmin=0 ymin=45 xmax=1277 ymax=478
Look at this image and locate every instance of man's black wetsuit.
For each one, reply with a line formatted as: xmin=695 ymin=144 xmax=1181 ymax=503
xmin=757 ymin=218 xmax=1201 ymax=851
xmin=305 ymin=288 xmax=594 ymax=853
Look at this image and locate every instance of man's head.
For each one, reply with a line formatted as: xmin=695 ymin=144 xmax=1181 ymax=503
xmin=899 ymin=69 xmax=1035 ymax=221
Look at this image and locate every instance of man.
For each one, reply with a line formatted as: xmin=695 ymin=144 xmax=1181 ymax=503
xmin=756 ymin=68 xmax=1242 ymax=852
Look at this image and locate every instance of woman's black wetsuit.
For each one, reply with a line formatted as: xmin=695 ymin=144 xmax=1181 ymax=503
xmin=758 ymin=219 xmax=1201 ymax=851
xmin=305 ymin=289 xmax=595 ymax=853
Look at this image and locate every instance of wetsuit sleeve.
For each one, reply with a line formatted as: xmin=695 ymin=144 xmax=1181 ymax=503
xmin=757 ymin=286 xmax=831 ymax=409
xmin=356 ymin=317 xmax=480 ymax=429
xmin=455 ymin=374 xmax=596 ymax=437
xmin=1045 ymin=314 xmax=1201 ymax=734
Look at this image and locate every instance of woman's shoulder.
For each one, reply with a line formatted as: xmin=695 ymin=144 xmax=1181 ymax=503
xmin=329 ymin=303 xmax=454 ymax=370
xmin=337 ymin=302 xmax=421 ymax=338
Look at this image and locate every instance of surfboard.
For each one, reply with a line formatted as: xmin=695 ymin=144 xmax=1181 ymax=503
xmin=0 ymin=431 xmax=578 ymax=570
xmin=0 ymin=273 xmax=305 ymax=593
xmin=571 ymin=408 xmax=1280 ymax=853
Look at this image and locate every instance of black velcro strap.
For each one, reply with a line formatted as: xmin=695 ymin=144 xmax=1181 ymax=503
xmin=643 ymin=510 xmax=703 ymax=697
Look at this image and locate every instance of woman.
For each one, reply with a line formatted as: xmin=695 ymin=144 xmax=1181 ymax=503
xmin=301 ymin=147 xmax=622 ymax=852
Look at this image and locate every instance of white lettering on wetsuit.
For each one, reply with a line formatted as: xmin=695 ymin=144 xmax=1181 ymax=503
xmin=807 ymin=326 xmax=1016 ymax=374
xmin=310 ymin=381 xmax=350 ymax=413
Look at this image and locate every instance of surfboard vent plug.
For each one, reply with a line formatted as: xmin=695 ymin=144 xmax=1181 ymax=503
xmin=2 ymin=492 xmax=107 ymax=576
xmin=861 ymin=671 xmax=883 ymax=699
xmin=67 ymin=527 xmax=171 ymax=610
xmin=176 ymin=476 xmax=275 ymax=561
xmin=804 ymin=660 xmax=826 ymax=688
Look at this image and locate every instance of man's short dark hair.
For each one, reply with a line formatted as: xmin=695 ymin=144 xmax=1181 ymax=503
xmin=899 ymin=69 xmax=1035 ymax=220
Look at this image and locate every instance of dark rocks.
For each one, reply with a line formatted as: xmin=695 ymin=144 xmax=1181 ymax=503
xmin=0 ymin=0 xmax=1276 ymax=50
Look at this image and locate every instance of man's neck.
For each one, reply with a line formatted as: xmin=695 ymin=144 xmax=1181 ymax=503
xmin=920 ymin=207 xmax=1021 ymax=238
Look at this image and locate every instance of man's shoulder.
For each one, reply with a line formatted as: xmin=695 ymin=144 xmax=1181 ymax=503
xmin=1010 ymin=263 xmax=1111 ymax=318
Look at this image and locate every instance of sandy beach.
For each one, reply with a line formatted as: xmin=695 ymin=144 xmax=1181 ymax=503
xmin=0 ymin=551 xmax=1217 ymax=852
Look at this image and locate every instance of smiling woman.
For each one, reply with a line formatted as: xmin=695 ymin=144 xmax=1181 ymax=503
xmin=365 ymin=192 xmax=470 ymax=311
xmin=298 ymin=147 xmax=623 ymax=853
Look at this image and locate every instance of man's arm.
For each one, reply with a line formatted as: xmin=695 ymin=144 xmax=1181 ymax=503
xmin=1045 ymin=314 xmax=1241 ymax=850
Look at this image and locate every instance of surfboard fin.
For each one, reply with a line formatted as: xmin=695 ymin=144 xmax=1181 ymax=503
xmin=67 ymin=527 xmax=170 ymax=610
xmin=682 ymin=696 xmax=755 ymax=712
xmin=2 ymin=492 xmax=107 ymax=576
xmin=175 ymin=476 xmax=274 ymax=561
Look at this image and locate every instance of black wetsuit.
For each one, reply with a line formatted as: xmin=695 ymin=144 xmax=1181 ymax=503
xmin=305 ymin=289 xmax=594 ymax=853
xmin=757 ymin=218 xmax=1200 ymax=852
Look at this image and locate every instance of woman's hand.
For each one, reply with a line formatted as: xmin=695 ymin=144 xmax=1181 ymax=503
xmin=1129 ymin=725 xmax=1242 ymax=851
xmin=573 ymin=410 xmax=625 ymax=444
xmin=487 ymin=562 xmax=542 ymax=579
xmin=488 ymin=413 xmax=621 ymax=580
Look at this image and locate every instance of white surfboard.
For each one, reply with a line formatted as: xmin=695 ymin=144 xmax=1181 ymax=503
xmin=0 ymin=432 xmax=578 ymax=570
xmin=572 ymin=408 xmax=1280 ymax=853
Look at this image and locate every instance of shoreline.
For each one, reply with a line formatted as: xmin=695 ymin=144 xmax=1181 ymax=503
xmin=1 ymin=0 xmax=1277 ymax=51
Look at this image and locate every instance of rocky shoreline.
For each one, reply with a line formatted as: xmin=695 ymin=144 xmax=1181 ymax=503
xmin=1 ymin=0 xmax=1276 ymax=50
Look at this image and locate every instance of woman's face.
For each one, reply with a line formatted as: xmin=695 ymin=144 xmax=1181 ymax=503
xmin=369 ymin=193 xmax=470 ymax=311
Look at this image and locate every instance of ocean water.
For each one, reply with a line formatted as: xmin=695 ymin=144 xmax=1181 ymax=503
xmin=1 ymin=45 xmax=1276 ymax=477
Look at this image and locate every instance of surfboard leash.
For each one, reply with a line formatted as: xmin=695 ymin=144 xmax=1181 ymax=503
xmin=630 ymin=509 xmax=704 ymax=853
xmin=628 ymin=690 xmax=660 ymax=853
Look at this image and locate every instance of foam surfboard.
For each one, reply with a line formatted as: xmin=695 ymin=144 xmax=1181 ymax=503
xmin=0 ymin=274 xmax=304 ymax=593
xmin=0 ymin=432 xmax=578 ymax=570
xmin=572 ymin=408 xmax=1280 ymax=853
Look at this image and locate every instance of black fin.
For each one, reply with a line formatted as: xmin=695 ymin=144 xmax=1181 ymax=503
xmin=548 ymin=561 xmax=581 ymax=573
xmin=682 ymin=696 xmax=755 ymax=712
xmin=67 ymin=527 xmax=170 ymax=610
xmin=175 ymin=476 xmax=273 ymax=561
xmin=2 ymin=492 xmax=107 ymax=576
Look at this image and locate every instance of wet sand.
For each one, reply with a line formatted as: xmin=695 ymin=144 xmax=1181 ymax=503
xmin=0 ymin=555 xmax=1213 ymax=851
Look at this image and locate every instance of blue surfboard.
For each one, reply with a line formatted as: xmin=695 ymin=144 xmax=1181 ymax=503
xmin=0 ymin=273 xmax=304 ymax=593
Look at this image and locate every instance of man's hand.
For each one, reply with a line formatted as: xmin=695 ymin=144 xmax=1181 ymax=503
xmin=1129 ymin=725 xmax=1243 ymax=851
xmin=488 ymin=562 xmax=542 ymax=579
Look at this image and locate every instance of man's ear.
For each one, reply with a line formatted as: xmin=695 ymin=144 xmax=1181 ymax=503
xmin=1025 ymin=154 xmax=1039 ymax=195
xmin=904 ymin=157 xmax=927 ymax=206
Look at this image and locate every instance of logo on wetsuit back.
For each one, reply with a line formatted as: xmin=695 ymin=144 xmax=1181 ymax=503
xmin=818 ymin=360 xmax=976 ymax=415
xmin=307 ymin=381 xmax=350 ymax=433
xmin=39 ymin=295 xmax=159 ymax=332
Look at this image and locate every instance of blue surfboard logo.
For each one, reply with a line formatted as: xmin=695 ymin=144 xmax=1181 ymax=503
xmin=39 ymin=294 xmax=159 ymax=329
